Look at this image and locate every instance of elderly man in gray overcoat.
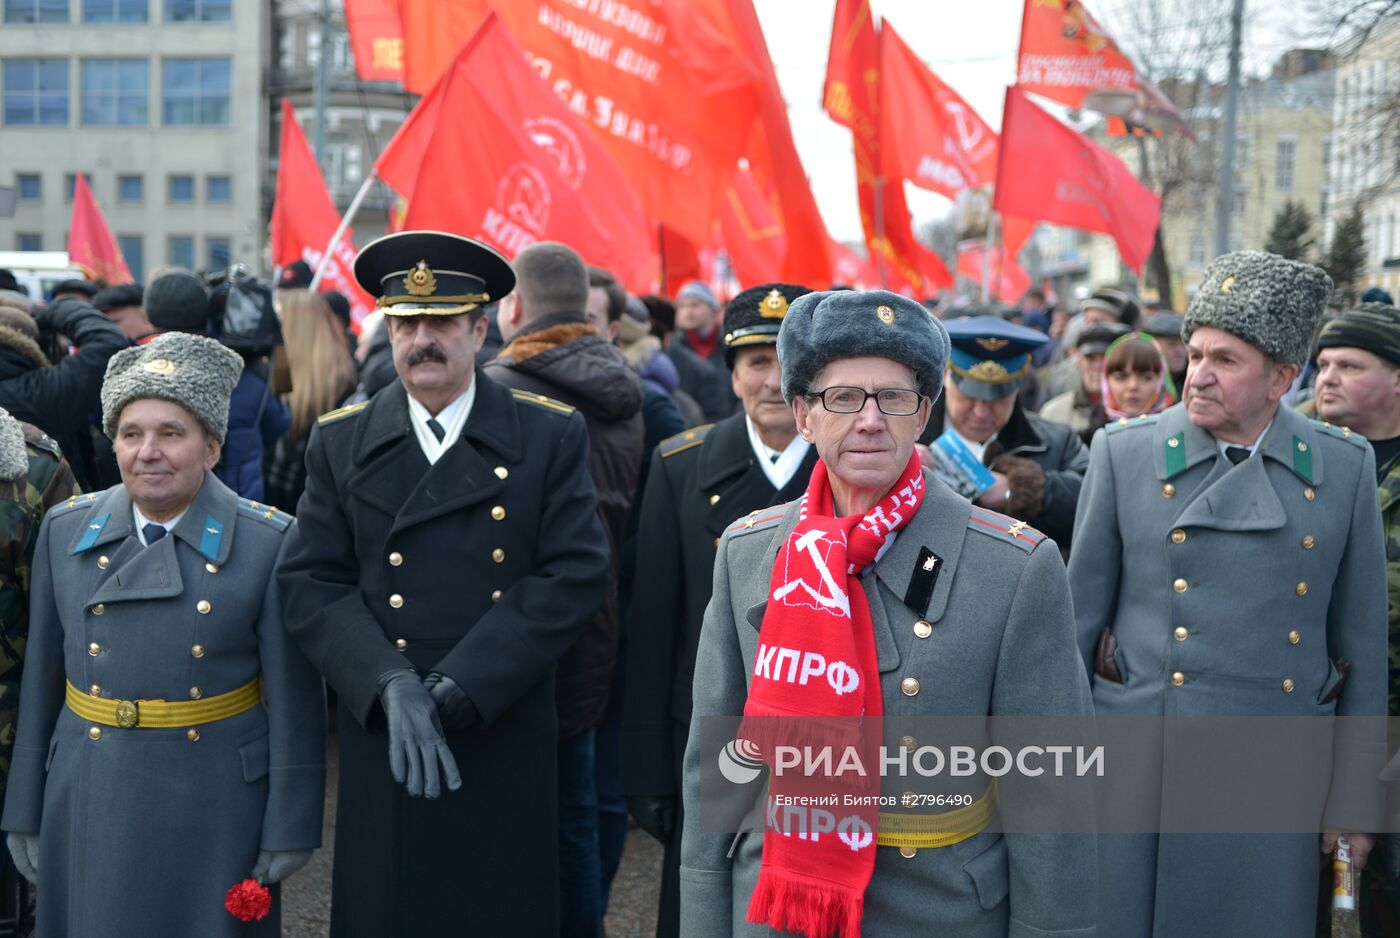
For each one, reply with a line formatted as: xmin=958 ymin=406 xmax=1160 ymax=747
xmin=0 ymin=333 xmax=326 ymax=936
xmin=1068 ymin=250 xmax=1388 ymax=937
xmin=680 ymin=290 xmax=1095 ymax=937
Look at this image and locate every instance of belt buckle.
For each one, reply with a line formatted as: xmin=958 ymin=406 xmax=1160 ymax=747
xmin=114 ymin=700 xmax=138 ymax=729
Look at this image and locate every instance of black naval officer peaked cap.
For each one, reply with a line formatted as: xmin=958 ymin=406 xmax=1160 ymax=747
xmin=353 ymin=230 xmax=516 ymax=317
xmin=722 ymin=282 xmax=812 ymax=369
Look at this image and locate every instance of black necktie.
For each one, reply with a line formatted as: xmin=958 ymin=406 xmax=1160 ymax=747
xmin=143 ymin=523 xmax=168 ymax=545
xmin=426 ymin=418 xmax=446 ymax=443
xmin=770 ymin=453 xmax=780 ymax=464
xmin=1224 ymin=446 xmax=1250 ymax=465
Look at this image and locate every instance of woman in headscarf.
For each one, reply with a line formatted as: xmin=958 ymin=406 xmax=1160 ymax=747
xmin=1082 ymin=332 xmax=1179 ymax=446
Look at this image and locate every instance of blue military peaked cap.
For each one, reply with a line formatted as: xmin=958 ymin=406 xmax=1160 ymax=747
xmin=943 ymin=315 xmax=1047 ymax=401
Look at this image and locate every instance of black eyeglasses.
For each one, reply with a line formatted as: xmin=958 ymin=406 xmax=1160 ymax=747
xmin=806 ymin=386 xmax=924 ymax=416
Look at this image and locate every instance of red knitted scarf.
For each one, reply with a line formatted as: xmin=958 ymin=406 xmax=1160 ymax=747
xmin=742 ymin=453 xmax=924 ymax=938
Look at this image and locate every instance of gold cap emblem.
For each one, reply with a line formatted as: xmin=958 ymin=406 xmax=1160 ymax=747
xmin=876 ymin=305 xmax=896 ymax=324
xmin=142 ymin=358 xmax=176 ymax=376
xmin=760 ymin=289 xmax=789 ymax=319
xmin=1220 ymin=275 xmax=1236 ymax=294
xmin=976 ymin=337 xmax=1010 ymax=351
xmin=405 ymin=260 xmax=438 ymax=297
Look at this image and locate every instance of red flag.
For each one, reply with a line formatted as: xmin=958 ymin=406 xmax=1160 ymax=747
xmin=376 ymin=14 xmax=655 ymax=286
xmin=878 ymin=22 xmax=997 ymax=198
xmin=826 ymin=237 xmax=879 ymax=289
xmin=717 ymin=0 xmax=831 ymax=286
xmin=993 ymin=87 xmax=1160 ymax=273
xmin=396 ymin=0 xmax=762 ymax=249
xmin=68 ymin=174 xmax=132 ymax=285
xmin=824 ymin=0 xmax=951 ymax=294
xmin=1016 ymin=0 xmax=1190 ymax=136
xmin=270 ymin=99 xmax=376 ymax=322
xmin=344 ymin=0 xmax=404 ymax=82
xmin=957 ymin=242 xmax=1032 ymax=303
xmin=1001 ymin=215 xmax=1038 ymax=260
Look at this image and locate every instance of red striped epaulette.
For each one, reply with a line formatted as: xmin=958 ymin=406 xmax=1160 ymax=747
xmin=966 ymin=507 xmax=1045 ymax=553
xmin=725 ymin=508 xmax=787 ymax=536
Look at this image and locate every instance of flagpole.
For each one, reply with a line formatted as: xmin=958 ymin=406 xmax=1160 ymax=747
xmin=982 ymin=212 xmax=999 ymax=304
xmin=873 ymin=176 xmax=888 ymax=289
xmin=310 ymin=169 xmax=378 ymax=291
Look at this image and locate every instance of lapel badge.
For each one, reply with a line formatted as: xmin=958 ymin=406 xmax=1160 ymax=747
xmin=405 ymin=260 xmax=438 ymax=297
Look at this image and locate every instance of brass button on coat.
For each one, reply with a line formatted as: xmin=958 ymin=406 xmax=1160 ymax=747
xmin=1173 ymin=578 xmax=1188 ymax=593
xmin=1303 ymin=487 xmax=1315 ymax=501
xmin=492 ymin=548 xmax=505 ymax=563
xmin=899 ymin=846 xmax=917 ymax=858
xmin=389 ymin=594 xmax=404 ymax=609
xmin=97 ymin=555 xmax=109 ymax=569
xmin=900 ymin=677 xmax=920 ymax=696
xmin=1171 ymin=671 xmax=1185 ymax=686
xmin=88 ymin=642 xmax=100 ymax=657
xmin=389 ymin=551 xmax=403 ymax=566
xmin=1170 ymin=529 xmax=1186 ymax=544
xmin=490 ymin=506 xmax=506 ymax=521
xmin=491 ymin=590 xmax=502 ymax=603
xmin=189 ymin=687 xmax=202 ymax=700
xmin=205 ymin=562 xmax=219 ymax=574
xmin=913 ymin=620 xmax=933 ymax=639
xmin=709 ymin=494 xmax=721 ymax=506
xmin=1162 ymin=483 xmax=1175 ymax=498
xmin=395 ymin=638 xmax=408 ymax=651
xmin=88 ymin=726 xmax=102 ymax=740
xmin=196 ymin=600 xmax=211 ymax=614
xmin=1174 ymin=626 xmax=1188 ymax=641
xmin=187 ymin=728 xmax=200 ymax=742
xmin=191 ymin=644 xmax=205 ymax=658
xmin=1301 ymin=535 xmax=1315 ymax=549
xmin=494 ymin=466 xmax=509 ymax=479
xmin=92 ymin=603 xmax=105 ymax=615
xmin=1282 ymin=678 xmax=1295 ymax=693
xmin=1287 ymin=630 xmax=1301 ymax=645
xmin=1295 ymin=582 xmax=1308 ymax=597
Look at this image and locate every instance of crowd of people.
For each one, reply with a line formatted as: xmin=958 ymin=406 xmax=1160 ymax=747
xmin=0 ymin=236 xmax=1392 ymax=938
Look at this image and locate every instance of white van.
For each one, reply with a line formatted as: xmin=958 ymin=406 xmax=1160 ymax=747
xmin=0 ymin=251 xmax=86 ymax=301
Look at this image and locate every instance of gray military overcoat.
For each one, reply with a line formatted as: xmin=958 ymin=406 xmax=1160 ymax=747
xmin=1068 ymin=403 xmax=1388 ymax=937
xmin=681 ymin=469 xmax=1097 ymax=937
xmin=0 ymin=473 xmax=326 ymax=937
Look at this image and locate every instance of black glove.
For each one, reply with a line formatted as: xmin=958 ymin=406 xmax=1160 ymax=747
xmin=422 ymin=672 xmax=480 ymax=731
xmin=626 ymin=795 xmax=677 ymax=843
xmin=376 ymin=669 xmax=462 ymax=799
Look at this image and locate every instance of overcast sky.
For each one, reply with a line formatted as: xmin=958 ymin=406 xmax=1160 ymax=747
xmin=755 ymin=0 xmax=1329 ymax=243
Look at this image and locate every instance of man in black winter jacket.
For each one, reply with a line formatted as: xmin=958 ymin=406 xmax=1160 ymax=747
xmin=486 ymin=241 xmax=643 ymax=938
xmin=0 ymin=296 xmax=127 ymax=490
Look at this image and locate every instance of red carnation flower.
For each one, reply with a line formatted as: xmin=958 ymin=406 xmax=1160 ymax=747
xmin=225 ymin=878 xmax=272 ymax=922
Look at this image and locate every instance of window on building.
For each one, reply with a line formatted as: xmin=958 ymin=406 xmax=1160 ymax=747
xmin=3 ymin=58 xmax=68 ymax=126
xmin=16 ymin=233 xmax=41 ymax=252
xmin=162 ymin=58 xmax=229 ymax=126
xmin=164 ymin=0 xmax=227 ymax=21
xmin=80 ymin=59 xmax=147 ymax=126
xmin=1189 ymin=235 xmax=1207 ymax=270
xmin=117 ymin=234 xmax=142 ymax=280
xmin=1233 ymin=137 xmax=1251 ymax=180
xmin=1231 ymin=188 xmax=1246 ymax=217
xmin=3 ymin=0 xmax=66 ymax=22
xmin=205 ymin=174 xmax=230 ymax=203
xmin=168 ymin=235 xmax=193 ymax=269
xmin=1320 ymin=189 xmax=1329 ymax=220
xmin=83 ymin=0 xmax=143 ymax=21
xmin=206 ymin=236 xmax=230 ymax=270
xmin=1276 ymin=138 xmax=1296 ymax=192
xmin=117 ymin=174 xmax=142 ymax=201
xmin=1322 ymin=137 xmax=1332 ymax=178
xmin=16 ymin=173 xmax=40 ymax=200
xmin=167 ymin=174 xmax=193 ymax=203
xmin=324 ymin=142 xmax=363 ymax=192
xmin=64 ymin=171 xmax=91 ymax=200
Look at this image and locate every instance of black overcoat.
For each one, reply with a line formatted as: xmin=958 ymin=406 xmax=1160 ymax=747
xmin=278 ymin=372 xmax=608 ymax=937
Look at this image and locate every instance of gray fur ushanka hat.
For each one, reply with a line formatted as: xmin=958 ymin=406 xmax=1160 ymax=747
xmin=1183 ymin=250 xmax=1332 ymax=367
xmin=777 ymin=290 xmax=950 ymax=404
xmin=100 ymin=332 xmax=245 ymax=441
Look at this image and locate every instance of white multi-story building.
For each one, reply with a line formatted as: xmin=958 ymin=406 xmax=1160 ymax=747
xmin=0 ymin=0 xmax=267 ymax=283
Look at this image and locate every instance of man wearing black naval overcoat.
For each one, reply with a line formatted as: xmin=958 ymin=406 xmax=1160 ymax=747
xmin=278 ymin=232 xmax=609 ymax=936
xmin=622 ymin=283 xmax=818 ymax=937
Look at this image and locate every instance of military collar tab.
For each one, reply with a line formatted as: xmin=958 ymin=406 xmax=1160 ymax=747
xmin=1153 ymin=405 xmax=1217 ymax=481
xmin=1257 ymin=409 xmax=1324 ymax=485
xmin=67 ymin=489 xmax=130 ymax=554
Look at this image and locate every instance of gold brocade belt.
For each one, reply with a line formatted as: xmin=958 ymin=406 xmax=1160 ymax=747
xmin=876 ymin=782 xmax=997 ymax=850
xmin=65 ymin=677 xmax=261 ymax=729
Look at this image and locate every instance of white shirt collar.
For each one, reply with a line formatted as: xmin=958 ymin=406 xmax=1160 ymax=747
xmin=1214 ymin=416 xmax=1275 ymax=459
xmin=406 ymin=381 xmax=477 ymax=465
xmin=745 ymin=416 xmax=810 ymax=491
xmin=133 ymin=504 xmax=187 ymax=546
